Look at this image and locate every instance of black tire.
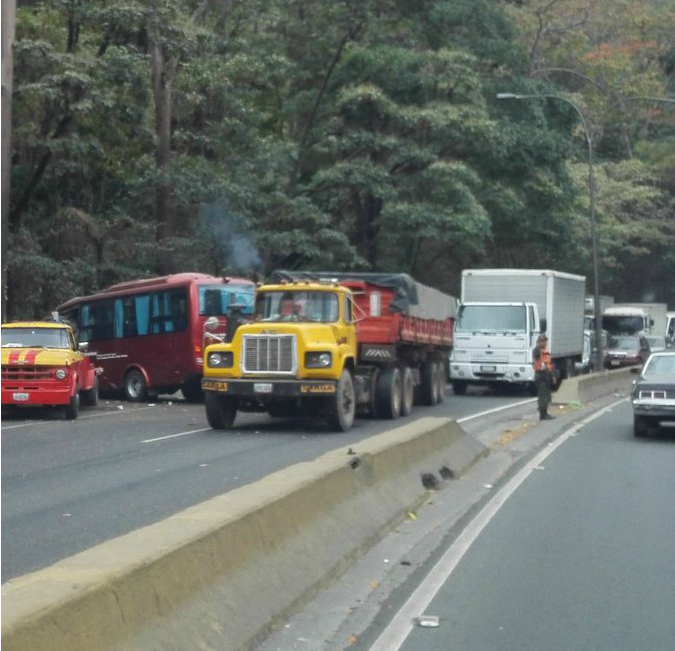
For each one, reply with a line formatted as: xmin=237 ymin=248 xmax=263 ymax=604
xmin=65 ymin=386 xmax=80 ymax=420
xmin=181 ymin=377 xmax=204 ymax=403
xmin=376 ymin=367 xmax=402 ymax=419
xmin=400 ymin=366 xmax=414 ymax=416
xmin=452 ymin=380 xmax=467 ymax=396
xmin=205 ymin=392 xmax=237 ymax=430
xmin=124 ymin=369 xmax=147 ymax=402
xmin=327 ymin=369 xmax=356 ymax=432
xmin=420 ymin=361 xmax=437 ymax=405
xmin=81 ymin=377 xmax=99 ymax=407
xmin=633 ymin=414 xmax=649 ymax=438
xmin=435 ymin=362 xmax=446 ymax=404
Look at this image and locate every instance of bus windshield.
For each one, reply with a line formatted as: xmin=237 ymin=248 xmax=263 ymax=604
xmin=455 ymin=305 xmax=527 ymax=333
xmin=198 ymin=284 xmax=255 ymax=317
xmin=255 ymin=291 xmax=339 ymax=323
xmin=1 ymin=327 xmax=71 ymax=349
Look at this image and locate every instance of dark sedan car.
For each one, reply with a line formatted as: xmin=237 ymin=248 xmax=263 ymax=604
xmin=604 ymin=335 xmax=650 ymax=369
xmin=631 ymin=351 xmax=675 ymax=437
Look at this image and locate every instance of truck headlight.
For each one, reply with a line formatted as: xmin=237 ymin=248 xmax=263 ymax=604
xmin=305 ymin=352 xmax=332 ymax=368
xmin=55 ymin=368 xmax=67 ymax=380
xmin=207 ymin=352 xmax=233 ymax=368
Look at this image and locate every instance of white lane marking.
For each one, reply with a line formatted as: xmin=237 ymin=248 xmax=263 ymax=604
xmin=457 ymin=397 xmax=536 ymax=423
xmin=142 ymin=428 xmax=211 ymax=443
xmin=367 ymin=397 xmax=627 ymax=651
xmin=1 ymin=406 xmax=157 ymax=430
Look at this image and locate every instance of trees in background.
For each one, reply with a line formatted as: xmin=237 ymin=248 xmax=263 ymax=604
xmin=5 ymin=0 xmax=674 ymax=319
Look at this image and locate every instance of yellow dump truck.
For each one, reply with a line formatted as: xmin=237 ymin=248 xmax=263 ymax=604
xmin=201 ymin=272 xmax=457 ymax=431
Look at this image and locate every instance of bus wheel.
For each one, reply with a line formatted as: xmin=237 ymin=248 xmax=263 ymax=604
xmin=181 ymin=377 xmax=204 ymax=403
xmin=327 ymin=370 xmax=355 ymax=432
xmin=65 ymin=386 xmax=80 ymax=420
xmin=400 ymin=366 xmax=414 ymax=416
xmin=124 ymin=369 xmax=147 ymax=402
xmin=205 ymin=393 xmax=237 ymax=430
xmin=81 ymin=377 xmax=99 ymax=406
xmin=376 ymin=367 xmax=402 ymax=419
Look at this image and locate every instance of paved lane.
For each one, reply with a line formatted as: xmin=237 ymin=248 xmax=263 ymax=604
xmin=1 ymin=385 xmax=531 ymax=580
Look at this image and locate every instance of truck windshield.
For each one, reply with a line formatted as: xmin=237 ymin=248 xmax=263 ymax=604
xmin=455 ymin=305 xmax=527 ymax=333
xmin=602 ymin=315 xmax=644 ymax=335
xmin=255 ymin=291 xmax=339 ymax=323
xmin=1 ymin=327 xmax=71 ymax=349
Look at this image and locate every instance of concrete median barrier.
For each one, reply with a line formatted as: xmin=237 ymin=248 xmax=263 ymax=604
xmin=2 ymin=417 xmax=488 ymax=651
xmin=554 ymin=367 xmax=635 ymax=405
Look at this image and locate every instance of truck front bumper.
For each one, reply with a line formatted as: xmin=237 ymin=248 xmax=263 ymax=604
xmin=201 ymin=377 xmax=337 ymax=397
xmin=1 ymin=385 xmax=72 ymax=406
xmin=449 ymin=362 xmax=535 ymax=384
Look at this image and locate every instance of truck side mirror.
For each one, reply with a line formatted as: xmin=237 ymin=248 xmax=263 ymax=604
xmin=78 ymin=341 xmax=89 ymax=352
xmin=539 ymin=318 xmax=547 ymax=333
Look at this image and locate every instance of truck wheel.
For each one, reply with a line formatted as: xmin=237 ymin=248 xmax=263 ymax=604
xmin=327 ymin=370 xmax=355 ymax=432
xmin=81 ymin=377 xmax=99 ymax=407
xmin=64 ymin=385 xmax=80 ymax=420
xmin=435 ymin=362 xmax=446 ymax=403
xmin=124 ymin=369 xmax=147 ymax=402
xmin=376 ymin=367 xmax=402 ymax=419
xmin=205 ymin=392 xmax=237 ymax=430
xmin=420 ymin=361 xmax=437 ymax=405
xmin=400 ymin=366 xmax=414 ymax=416
xmin=452 ymin=380 xmax=467 ymax=396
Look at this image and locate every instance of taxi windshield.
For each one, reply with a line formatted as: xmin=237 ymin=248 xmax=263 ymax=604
xmin=1 ymin=327 xmax=71 ymax=349
xmin=254 ymin=291 xmax=339 ymax=323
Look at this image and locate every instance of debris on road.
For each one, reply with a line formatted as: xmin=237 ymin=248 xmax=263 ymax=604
xmin=417 ymin=615 xmax=440 ymax=628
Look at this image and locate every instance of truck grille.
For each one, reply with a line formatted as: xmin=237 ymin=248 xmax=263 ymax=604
xmin=2 ymin=366 xmax=53 ymax=381
xmin=242 ymin=335 xmax=297 ymax=374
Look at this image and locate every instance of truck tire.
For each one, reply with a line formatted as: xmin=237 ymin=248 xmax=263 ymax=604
xmin=81 ymin=377 xmax=99 ymax=406
xmin=435 ymin=362 xmax=446 ymax=403
xmin=64 ymin=385 xmax=80 ymax=420
xmin=400 ymin=366 xmax=414 ymax=416
xmin=452 ymin=380 xmax=467 ymax=396
xmin=420 ymin=361 xmax=437 ymax=405
xmin=124 ymin=369 xmax=147 ymax=402
xmin=376 ymin=367 xmax=402 ymax=419
xmin=327 ymin=370 xmax=355 ymax=432
xmin=205 ymin=392 xmax=237 ymax=430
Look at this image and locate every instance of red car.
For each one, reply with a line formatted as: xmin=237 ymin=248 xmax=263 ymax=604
xmin=604 ymin=335 xmax=651 ymax=369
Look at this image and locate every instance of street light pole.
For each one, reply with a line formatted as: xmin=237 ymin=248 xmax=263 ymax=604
xmin=496 ymin=92 xmax=604 ymax=370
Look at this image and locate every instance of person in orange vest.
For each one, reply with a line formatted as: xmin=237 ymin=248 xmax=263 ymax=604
xmin=532 ymin=334 xmax=555 ymax=420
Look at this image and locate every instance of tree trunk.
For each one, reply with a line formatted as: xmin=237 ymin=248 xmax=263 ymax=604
xmin=1 ymin=0 xmax=16 ymax=321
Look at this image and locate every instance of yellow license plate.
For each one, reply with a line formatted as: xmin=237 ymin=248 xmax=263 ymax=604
xmin=300 ymin=383 xmax=336 ymax=394
xmin=204 ymin=380 xmax=229 ymax=392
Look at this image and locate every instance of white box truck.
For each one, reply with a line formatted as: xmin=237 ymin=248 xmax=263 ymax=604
xmin=449 ymin=269 xmax=586 ymax=394
xmin=602 ymin=303 xmax=668 ymax=337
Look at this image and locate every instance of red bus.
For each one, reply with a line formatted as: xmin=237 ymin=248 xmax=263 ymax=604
xmin=57 ymin=273 xmax=255 ymax=402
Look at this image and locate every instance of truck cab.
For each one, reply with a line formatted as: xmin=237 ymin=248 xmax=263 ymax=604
xmin=202 ymin=280 xmax=358 ymax=431
xmin=1 ymin=321 xmax=99 ymax=419
xmin=449 ymin=302 xmax=543 ymax=394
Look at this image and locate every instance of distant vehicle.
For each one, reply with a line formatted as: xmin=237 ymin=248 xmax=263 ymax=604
xmin=602 ymin=303 xmax=668 ymax=337
xmin=666 ymin=312 xmax=675 ymax=340
xmin=57 ymin=273 xmax=255 ymax=402
xmin=604 ymin=335 xmax=650 ymax=369
xmin=1 ymin=320 xmax=98 ymax=419
xmin=631 ymin=351 xmax=675 ymax=437
xmin=645 ymin=336 xmax=667 ymax=354
xmin=449 ymin=269 xmax=586 ymax=394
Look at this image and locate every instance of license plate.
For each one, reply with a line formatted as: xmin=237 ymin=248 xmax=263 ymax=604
xmin=254 ymin=383 xmax=273 ymax=394
xmin=480 ymin=365 xmax=497 ymax=372
xmin=611 ymin=360 xmax=620 ymax=366
xmin=12 ymin=392 xmax=29 ymax=402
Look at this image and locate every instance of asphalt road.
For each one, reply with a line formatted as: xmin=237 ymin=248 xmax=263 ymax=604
xmin=1 ymin=384 xmax=530 ymax=581
xmin=257 ymin=399 xmax=675 ymax=651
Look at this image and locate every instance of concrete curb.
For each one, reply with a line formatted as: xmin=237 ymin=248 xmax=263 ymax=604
xmin=554 ymin=367 xmax=634 ymax=404
xmin=1 ymin=417 xmax=488 ymax=651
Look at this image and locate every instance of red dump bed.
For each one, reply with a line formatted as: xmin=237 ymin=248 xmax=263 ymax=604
xmin=342 ymin=280 xmax=455 ymax=347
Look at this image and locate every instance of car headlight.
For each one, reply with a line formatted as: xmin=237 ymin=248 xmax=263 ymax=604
xmin=207 ymin=351 xmax=233 ymax=368
xmin=305 ymin=352 xmax=332 ymax=368
xmin=55 ymin=368 xmax=67 ymax=380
